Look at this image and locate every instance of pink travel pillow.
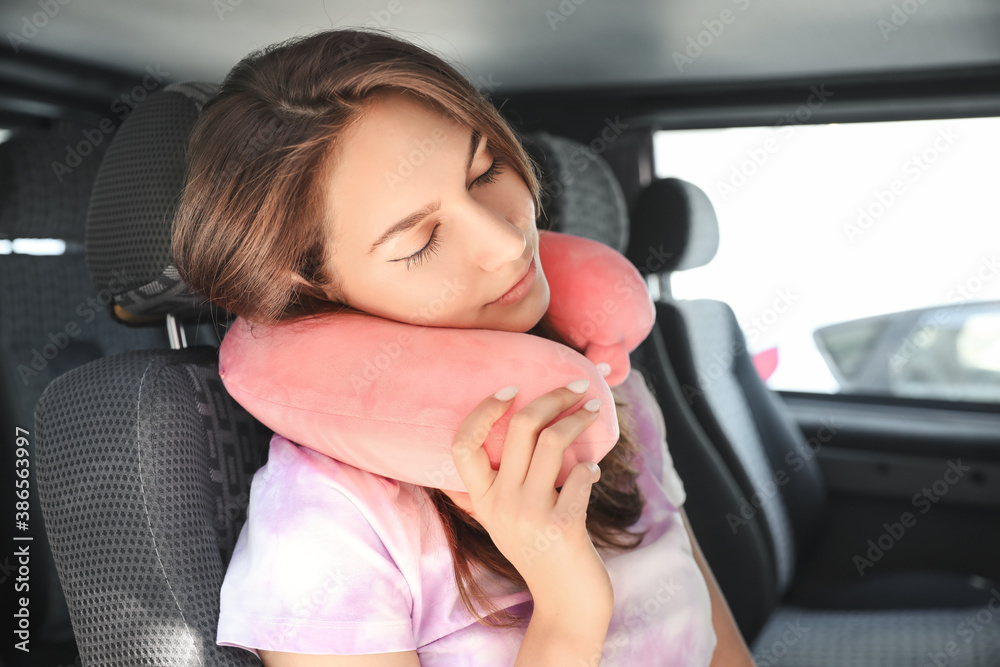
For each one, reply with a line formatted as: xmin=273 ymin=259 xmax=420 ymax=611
xmin=218 ymin=230 xmax=655 ymax=492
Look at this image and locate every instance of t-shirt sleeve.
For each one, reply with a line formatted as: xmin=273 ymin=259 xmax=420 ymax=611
xmin=626 ymin=369 xmax=687 ymax=508
xmin=217 ymin=437 xmax=416 ymax=658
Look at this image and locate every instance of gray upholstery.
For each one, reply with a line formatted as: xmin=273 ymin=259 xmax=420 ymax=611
xmin=33 ymin=80 xmax=640 ymax=666
xmin=628 ymin=177 xmax=718 ymax=273
xmin=675 ymin=298 xmax=798 ymax=593
xmin=86 ymin=82 xmax=219 ymax=320
xmin=754 ymin=606 xmax=1000 ymax=666
xmin=629 ymin=330 xmax=779 ymax=642
xmin=521 ymin=131 xmax=629 ymax=253
xmin=35 ymin=348 xmax=270 ymax=666
xmin=627 ymin=175 xmax=1000 ymax=664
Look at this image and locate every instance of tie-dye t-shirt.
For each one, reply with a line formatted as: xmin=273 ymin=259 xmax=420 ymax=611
xmin=216 ymin=368 xmax=717 ymax=665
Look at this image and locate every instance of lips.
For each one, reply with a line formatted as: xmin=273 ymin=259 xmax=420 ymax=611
xmin=490 ymin=256 xmax=537 ymax=306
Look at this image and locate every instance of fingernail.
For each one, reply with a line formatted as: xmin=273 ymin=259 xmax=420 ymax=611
xmin=494 ymin=385 xmax=518 ymax=401
xmin=587 ymin=462 xmax=601 ymax=475
xmin=583 ymin=398 xmax=601 ymax=412
xmin=596 ymin=362 xmax=611 ymax=377
xmin=565 ymin=379 xmax=589 ymax=393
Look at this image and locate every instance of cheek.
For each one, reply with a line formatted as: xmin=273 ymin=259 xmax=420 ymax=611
xmin=489 ymin=174 xmax=536 ymax=224
xmin=340 ymin=256 xmax=401 ymax=305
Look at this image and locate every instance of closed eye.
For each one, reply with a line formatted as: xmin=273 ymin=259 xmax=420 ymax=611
xmin=473 ymin=156 xmax=504 ymax=187
xmin=392 ymin=222 xmax=442 ymax=270
xmin=392 ymin=152 xmax=506 ymax=271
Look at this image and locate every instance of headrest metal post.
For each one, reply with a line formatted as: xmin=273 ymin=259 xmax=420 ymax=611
xmin=166 ymin=314 xmax=188 ymax=350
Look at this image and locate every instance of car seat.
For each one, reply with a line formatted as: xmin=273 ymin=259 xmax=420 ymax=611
xmin=626 ymin=176 xmax=1000 ymax=665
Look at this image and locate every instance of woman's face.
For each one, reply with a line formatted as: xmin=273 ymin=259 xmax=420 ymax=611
xmin=321 ymin=92 xmax=550 ymax=332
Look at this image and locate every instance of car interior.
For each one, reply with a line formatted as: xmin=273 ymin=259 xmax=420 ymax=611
xmin=2 ymin=2 xmax=999 ymax=666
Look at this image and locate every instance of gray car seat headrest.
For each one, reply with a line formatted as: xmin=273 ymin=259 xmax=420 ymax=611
xmin=520 ymin=131 xmax=629 ymax=253
xmin=628 ymin=177 xmax=719 ymax=274
xmin=83 ymin=82 xmax=630 ymax=321
xmin=85 ymin=82 xmax=219 ymax=321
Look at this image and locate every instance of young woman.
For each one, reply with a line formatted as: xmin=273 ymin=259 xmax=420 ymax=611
xmin=172 ymin=28 xmax=755 ymax=666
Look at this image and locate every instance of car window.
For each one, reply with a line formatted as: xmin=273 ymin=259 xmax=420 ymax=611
xmin=653 ymin=115 xmax=1000 ymax=403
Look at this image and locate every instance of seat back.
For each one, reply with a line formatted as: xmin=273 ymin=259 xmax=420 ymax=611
xmin=36 ymin=347 xmax=271 ymax=665
xmin=627 ymin=177 xmax=828 ymax=602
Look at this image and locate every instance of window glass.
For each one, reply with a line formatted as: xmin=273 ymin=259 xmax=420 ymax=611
xmin=653 ymin=116 xmax=1000 ymax=402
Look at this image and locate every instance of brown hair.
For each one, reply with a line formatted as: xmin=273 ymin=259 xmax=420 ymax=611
xmin=172 ymin=27 xmax=647 ymax=627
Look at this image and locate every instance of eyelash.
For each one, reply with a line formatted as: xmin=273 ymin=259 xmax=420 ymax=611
xmin=395 ymin=156 xmax=506 ymax=271
xmin=473 ymin=155 xmax=505 ymax=187
xmin=399 ymin=222 xmax=442 ymax=270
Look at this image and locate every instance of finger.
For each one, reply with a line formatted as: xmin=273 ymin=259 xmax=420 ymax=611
xmin=495 ymin=380 xmax=591 ymax=489
xmin=553 ymin=461 xmax=601 ymax=525
xmin=522 ymin=400 xmax=601 ymax=498
xmin=452 ymin=388 xmax=517 ymax=499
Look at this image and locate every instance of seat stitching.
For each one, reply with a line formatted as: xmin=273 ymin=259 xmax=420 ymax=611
xmin=136 ymin=360 xmax=205 ymax=665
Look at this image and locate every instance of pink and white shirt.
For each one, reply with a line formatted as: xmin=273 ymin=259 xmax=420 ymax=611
xmin=217 ymin=368 xmax=717 ymax=665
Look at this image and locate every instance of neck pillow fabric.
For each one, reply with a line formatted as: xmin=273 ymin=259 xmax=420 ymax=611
xmin=218 ymin=230 xmax=655 ymax=492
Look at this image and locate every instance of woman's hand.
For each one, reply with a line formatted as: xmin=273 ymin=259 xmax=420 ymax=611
xmin=450 ymin=380 xmax=614 ymax=628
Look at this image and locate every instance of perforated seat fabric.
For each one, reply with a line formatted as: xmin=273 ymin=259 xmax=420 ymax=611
xmin=753 ymin=606 xmax=1000 ymax=667
xmin=521 ymin=131 xmax=629 ymax=252
xmin=669 ymin=299 xmax=804 ymax=594
xmin=85 ymin=82 xmax=219 ymax=318
xmin=35 ymin=348 xmax=271 ymax=665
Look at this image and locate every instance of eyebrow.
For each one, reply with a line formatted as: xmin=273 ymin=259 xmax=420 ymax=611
xmin=367 ymin=128 xmax=482 ymax=256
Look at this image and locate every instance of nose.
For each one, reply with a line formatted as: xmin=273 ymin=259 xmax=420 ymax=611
xmin=474 ymin=211 xmax=527 ymax=272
